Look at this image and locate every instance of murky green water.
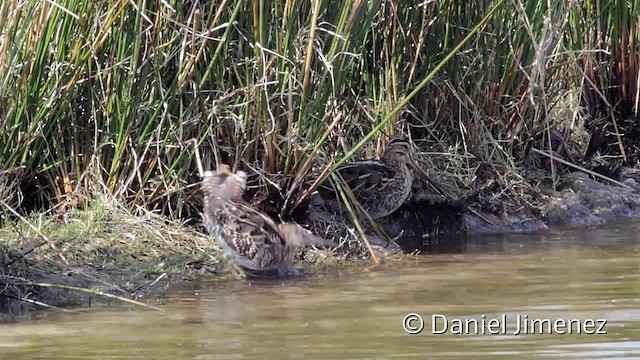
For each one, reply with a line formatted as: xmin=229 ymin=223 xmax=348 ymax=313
xmin=1 ymin=221 xmax=640 ymax=359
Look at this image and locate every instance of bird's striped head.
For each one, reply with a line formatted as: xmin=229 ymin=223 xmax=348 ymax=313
xmin=383 ymin=139 xmax=413 ymax=163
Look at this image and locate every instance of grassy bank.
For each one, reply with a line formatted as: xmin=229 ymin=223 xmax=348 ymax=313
xmin=0 ymin=197 xmax=219 ymax=315
xmin=1 ymin=0 xmax=639 ymax=312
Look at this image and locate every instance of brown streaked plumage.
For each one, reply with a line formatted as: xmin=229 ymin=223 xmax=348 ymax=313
xmin=318 ymin=139 xmax=440 ymax=219
xmin=202 ymin=166 xmax=330 ymax=273
xmin=201 ymin=164 xmax=245 ymax=214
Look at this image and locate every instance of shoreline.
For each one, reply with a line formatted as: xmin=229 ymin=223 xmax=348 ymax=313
xmin=2 ymin=169 xmax=640 ymax=317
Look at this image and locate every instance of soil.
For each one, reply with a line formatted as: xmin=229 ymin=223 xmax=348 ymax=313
xmin=383 ymin=170 xmax=640 ymax=251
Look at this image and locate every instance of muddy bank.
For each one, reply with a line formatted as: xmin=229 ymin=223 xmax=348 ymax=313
xmin=467 ymin=171 xmax=640 ymax=233
xmin=2 ymin=171 xmax=640 ymax=317
xmin=374 ymin=170 xmax=640 ymax=253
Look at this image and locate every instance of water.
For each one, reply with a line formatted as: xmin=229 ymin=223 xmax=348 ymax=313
xmin=1 ymin=221 xmax=639 ymax=359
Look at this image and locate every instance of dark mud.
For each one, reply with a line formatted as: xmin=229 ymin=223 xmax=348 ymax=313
xmin=380 ymin=170 xmax=640 ymax=253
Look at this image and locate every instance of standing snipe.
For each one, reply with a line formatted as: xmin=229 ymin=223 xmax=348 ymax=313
xmin=202 ymin=164 xmax=329 ymax=275
xmin=318 ymin=139 xmax=439 ymax=219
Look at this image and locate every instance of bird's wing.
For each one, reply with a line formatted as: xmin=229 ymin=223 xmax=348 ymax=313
xmin=319 ymin=161 xmax=395 ymax=195
xmin=217 ymin=200 xmax=289 ymax=269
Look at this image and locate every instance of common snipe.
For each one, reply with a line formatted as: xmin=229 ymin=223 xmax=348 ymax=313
xmin=318 ymin=139 xmax=440 ymax=219
xmin=202 ymin=164 xmax=329 ymax=275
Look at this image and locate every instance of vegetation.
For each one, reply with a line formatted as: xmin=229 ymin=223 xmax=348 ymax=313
xmin=0 ymin=0 xmax=639 ymax=311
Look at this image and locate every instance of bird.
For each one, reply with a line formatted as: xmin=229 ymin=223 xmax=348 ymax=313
xmin=317 ymin=139 xmax=445 ymax=220
xmin=202 ymin=164 xmax=331 ymax=276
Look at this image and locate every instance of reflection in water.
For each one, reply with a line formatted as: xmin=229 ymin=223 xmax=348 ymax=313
xmin=0 ymin=221 xmax=639 ymax=359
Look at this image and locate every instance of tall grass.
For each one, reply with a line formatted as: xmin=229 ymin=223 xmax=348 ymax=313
xmin=0 ymin=0 xmax=637 ymax=223
xmin=575 ymin=0 xmax=640 ymax=164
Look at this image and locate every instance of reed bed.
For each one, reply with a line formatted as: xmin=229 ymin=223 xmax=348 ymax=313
xmin=1 ymin=0 xmax=638 ymax=218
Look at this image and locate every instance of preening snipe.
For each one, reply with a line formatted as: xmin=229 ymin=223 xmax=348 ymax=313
xmin=202 ymin=164 xmax=330 ymax=275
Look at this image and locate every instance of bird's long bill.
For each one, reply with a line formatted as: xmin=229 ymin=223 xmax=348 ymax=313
xmin=407 ymin=157 xmax=450 ymax=197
